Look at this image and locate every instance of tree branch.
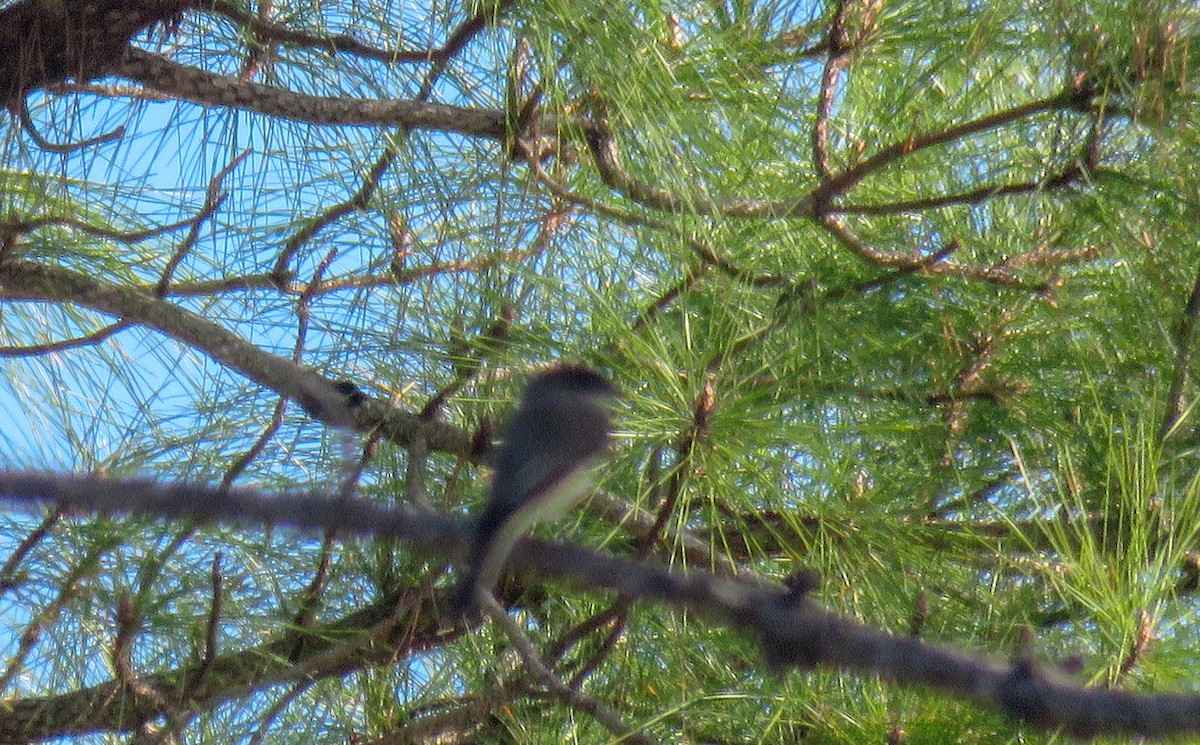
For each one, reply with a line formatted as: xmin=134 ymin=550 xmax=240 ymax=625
xmin=2 ymin=471 xmax=1200 ymax=739
xmin=0 ymin=259 xmax=471 ymax=452
xmin=114 ymin=48 xmax=508 ymax=138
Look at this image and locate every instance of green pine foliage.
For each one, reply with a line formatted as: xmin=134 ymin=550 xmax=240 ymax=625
xmin=1 ymin=0 xmax=1200 ymax=741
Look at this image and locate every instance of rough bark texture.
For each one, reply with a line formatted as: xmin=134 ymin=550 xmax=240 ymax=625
xmin=0 ymin=0 xmax=196 ymax=105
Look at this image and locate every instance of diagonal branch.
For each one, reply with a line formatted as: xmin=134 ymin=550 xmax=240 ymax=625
xmin=0 ymin=259 xmax=471 ymax=452
xmin=113 ymin=47 xmax=508 ymax=138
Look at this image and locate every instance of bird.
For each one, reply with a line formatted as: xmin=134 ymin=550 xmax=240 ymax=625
xmin=450 ymin=364 xmax=618 ymax=616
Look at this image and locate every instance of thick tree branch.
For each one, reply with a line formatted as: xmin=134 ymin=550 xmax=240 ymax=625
xmin=113 ymin=47 xmax=508 ymax=138
xmin=2 ymin=471 xmax=1200 ymax=739
xmin=0 ymin=259 xmax=471 ymax=453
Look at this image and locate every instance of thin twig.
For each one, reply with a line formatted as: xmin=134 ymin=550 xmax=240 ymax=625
xmin=481 ymin=594 xmax=657 ymax=745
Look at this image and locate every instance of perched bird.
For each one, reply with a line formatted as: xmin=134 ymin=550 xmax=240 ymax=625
xmin=451 ymin=364 xmax=618 ymax=615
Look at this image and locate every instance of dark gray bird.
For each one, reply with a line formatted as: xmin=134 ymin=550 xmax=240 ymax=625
xmin=451 ymin=364 xmax=618 ymax=615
